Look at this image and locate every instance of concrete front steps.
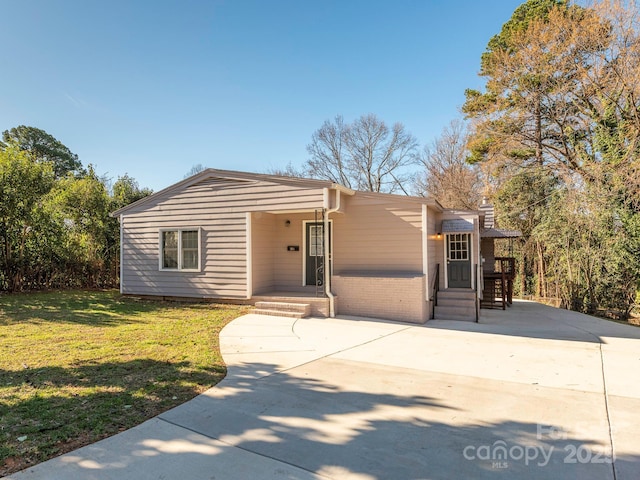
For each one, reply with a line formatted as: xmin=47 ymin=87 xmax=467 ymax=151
xmin=433 ymin=289 xmax=477 ymax=322
xmin=252 ymin=301 xmax=311 ymax=319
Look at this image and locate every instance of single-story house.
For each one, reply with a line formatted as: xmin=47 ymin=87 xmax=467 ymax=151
xmin=111 ymin=169 xmax=510 ymax=323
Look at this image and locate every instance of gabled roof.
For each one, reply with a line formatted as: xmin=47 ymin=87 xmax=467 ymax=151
xmin=110 ymin=168 xmax=354 ymax=217
xmin=110 ymin=168 xmax=444 ymax=217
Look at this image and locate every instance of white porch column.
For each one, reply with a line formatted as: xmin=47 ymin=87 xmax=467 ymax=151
xmin=246 ymin=212 xmax=252 ymax=299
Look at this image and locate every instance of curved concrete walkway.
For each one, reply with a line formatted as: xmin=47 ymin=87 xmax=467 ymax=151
xmin=10 ymin=301 xmax=640 ymax=479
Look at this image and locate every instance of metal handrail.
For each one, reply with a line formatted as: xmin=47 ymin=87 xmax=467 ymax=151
xmin=431 ymin=263 xmax=440 ymax=319
xmin=314 ymin=209 xmax=322 ymax=297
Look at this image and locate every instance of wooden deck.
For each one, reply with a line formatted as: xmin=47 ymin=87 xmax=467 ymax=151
xmin=481 ymin=257 xmax=515 ymax=310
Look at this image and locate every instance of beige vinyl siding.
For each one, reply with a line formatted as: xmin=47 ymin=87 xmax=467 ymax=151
xmin=249 ymin=212 xmax=321 ymax=292
xmin=251 ymin=213 xmax=276 ymax=294
xmin=481 ymin=238 xmax=495 ymax=272
xmin=273 ymin=213 xmax=309 ymax=288
xmin=332 ymin=195 xmax=423 ymax=273
xmin=120 ymin=177 xmax=324 ymax=299
xmin=329 ymin=194 xmax=429 ymax=323
xmin=429 ymin=211 xmax=446 ymax=291
xmin=425 ymin=207 xmax=443 ymax=302
xmin=124 ymin=178 xmax=325 ymax=215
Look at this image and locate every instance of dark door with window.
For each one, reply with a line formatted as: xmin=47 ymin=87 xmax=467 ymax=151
xmin=447 ymin=233 xmax=471 ymax=288
xmin=305 ymin=222 xmax=330 ymax=286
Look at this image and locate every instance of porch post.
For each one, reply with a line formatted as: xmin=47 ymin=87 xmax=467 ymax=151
xmin=119 ymin=215 xmax=124 ymax=294
xmin=422 ymin=204 xmax=428 ymax=301
xmin=323 ymin=187 xmax=338 ymax=317
xmin=246 ymin=212 xmax=252 ymax=299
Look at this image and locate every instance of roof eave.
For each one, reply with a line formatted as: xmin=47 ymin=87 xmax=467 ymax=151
xmin=110 ymin=169 xmax=213 ymax=217
xmin=331 ymin=183 xmax=355 ymax=195
xmin=110 ymin=168 xmax=342 ymax=217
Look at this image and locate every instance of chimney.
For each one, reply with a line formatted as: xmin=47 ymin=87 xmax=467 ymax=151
xmin=478 ymin=200 xmax=495 ymax=229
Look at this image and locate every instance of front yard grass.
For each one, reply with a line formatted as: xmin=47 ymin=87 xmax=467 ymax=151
xmin=0 ymin=290 xmax=246 ymax=476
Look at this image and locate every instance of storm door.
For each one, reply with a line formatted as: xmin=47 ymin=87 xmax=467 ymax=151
xmin=305 ymin=222 xmax=331 ymax=286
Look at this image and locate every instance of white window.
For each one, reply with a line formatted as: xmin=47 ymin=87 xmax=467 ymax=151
xmin=309 ymin=225 xmax=324 ymax=257
xmin=447 ymin=233 xmax=470 ymax=260
xmin=159 ymin=229 xmax=201 ymax=271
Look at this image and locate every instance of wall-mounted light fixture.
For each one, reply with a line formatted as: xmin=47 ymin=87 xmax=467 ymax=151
xmin=436 ymin=232 xmax=442 ymax=239
xmin=285 ymin=220 xmax=291 ymax=227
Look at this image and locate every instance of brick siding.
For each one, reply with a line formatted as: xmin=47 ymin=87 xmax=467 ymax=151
xmin=332 ymin=274 xmax=427 ymax=324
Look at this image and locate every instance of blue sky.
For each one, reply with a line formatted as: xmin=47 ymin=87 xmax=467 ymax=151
xmin=0 ymin=0 xmax=523 ymax=192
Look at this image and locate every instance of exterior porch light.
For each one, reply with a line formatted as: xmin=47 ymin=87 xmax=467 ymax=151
xmin=285 ymin=219 xmax=291 ymax=227
xmin=436 ymin=232 xmax=442 ymax=239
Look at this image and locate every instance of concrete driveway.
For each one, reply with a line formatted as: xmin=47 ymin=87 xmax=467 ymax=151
xmin=10 ymin=301 xmax=640 ymax=479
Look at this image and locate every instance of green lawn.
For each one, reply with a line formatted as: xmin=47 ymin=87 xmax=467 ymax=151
xmin=0 ymin=290 xmax=246 ymax=476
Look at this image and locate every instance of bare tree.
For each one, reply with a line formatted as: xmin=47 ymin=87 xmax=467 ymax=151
xmin=306 ymin=115 xmax=352 ymax=187
xmin=305 ymin=114 xmax=418 ymax=193
xmin=184 ymin=164 xmax=207 ymax=178
xmin=266 ymin=162 xmax=306 ymax=178
xmin=413 ymin=119 xmax=481 ymax=209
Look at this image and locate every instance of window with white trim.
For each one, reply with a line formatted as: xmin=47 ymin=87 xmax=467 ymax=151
xmin=447 ymin=233 xmax=470 ymax=260
xmin=159 ymin=229 xmax=201 ymax=271
xmin=309 ymin=225 xmax=324 ymax=257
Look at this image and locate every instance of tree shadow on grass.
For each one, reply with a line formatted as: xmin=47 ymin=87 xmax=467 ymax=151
xmin=0 ymin=290 xmax=232 ymax=327
xmin=13 ymin=361 xmax=637 ymax=480
xmin=0 ymin=359 xmax=226 ymax=476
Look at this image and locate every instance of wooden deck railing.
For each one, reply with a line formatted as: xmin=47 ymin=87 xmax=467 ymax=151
xmin=481 ymin=257 xmax=516 ymax=310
